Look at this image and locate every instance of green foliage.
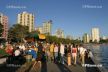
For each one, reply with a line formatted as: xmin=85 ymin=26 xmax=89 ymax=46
xmin=0 ymin=49 xmax=9 ymax=57
xmin=99 ymin=39 xmax=108 ymax=44
xmin=8 ymin=24 xmax=29 ymax=42
xmin=30 ymin=30 xmax=40 ymax=35
xmin=72 ymin=39 xmax=82 ymax=44
xmin=0 ymin=23 xmax=3 ymax=37
xmin=46 ymin=35 xmax=82 ymax=44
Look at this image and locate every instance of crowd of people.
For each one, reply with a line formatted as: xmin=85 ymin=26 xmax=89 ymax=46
xmin=0 ymin=41 xmax=93 ymax=67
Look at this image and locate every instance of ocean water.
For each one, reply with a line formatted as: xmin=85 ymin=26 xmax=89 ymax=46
xmin=87 ymin=44 xmax=108 ymax=70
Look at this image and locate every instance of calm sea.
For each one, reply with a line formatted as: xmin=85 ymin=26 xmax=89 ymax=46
xmin=86 ymin=44 xmax=108 ymax=70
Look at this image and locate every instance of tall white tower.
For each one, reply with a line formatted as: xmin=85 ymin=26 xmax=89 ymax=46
xmin=91 ymin=28 xmax=100 ymax=42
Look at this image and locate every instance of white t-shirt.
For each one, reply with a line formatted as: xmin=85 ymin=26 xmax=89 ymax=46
xmin=19 ymin=45 xmax=25 ymax=51
xmin=79 ymin=47 xmax=86 ymax=55
xmin=60 ymin=44 xmax=65 ymax=54
xmin=14 ymin=50 xmax=20 ymax=56
xmin=54 ymin=46 xmax=58 ymax=52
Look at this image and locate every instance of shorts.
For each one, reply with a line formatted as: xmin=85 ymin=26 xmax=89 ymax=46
xmin=72 ymin=53 xmax=77 ymax=57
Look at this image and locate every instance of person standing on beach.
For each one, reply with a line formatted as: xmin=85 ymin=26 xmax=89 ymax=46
xmin=49 ymin=42 xmax=54 ymax=62
xmin=60 ymin=43 xmax=65 ymax=64
xmin=37 ymin=42 xmax=43 ymax=61
xmin=45 ymin=43 xmax=50 ymax=62
xmin=79 ymin=44 xmax=86 ymax=64
xmin=54 ymin=44 xmax=59 ymax=63
xmin=71 ymin=44 xmax=77 ymax=65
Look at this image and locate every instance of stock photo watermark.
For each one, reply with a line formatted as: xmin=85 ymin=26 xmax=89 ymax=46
xmin=82 ymin=64 xmax=103 ymax=67
xmin=6 ymin=5 xmax=27 ymax=9
xmin=6 ymin=64 xmax=26 ymax=67
xmin=82 ymin=5 xmax=103 ymax=9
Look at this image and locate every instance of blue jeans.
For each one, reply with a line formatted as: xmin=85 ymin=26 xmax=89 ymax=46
xmin=60 ymin=54 xmax=64 ymax=64
xmin=54 ymin=52 xmax=58 ymax=62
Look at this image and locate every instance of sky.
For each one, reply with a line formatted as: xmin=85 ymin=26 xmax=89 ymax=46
xmin=0 ymin=0 xmax=108 ymax=38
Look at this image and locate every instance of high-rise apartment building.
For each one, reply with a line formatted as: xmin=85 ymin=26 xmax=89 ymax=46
xmin=0 ymin=13 xmax=8 ymax=40
xmin=83 ymin=33 xmax=90 ymax=43
xmin=35 ymin=26 xmax=43 ymax=34
xmin=42 ymin=20 xmax=52 ymax=35
xmin=55 ymin=28 xmax=64 ymax=38
xmin=91 ymin=28 xmax=100 ymax=42
xmin=17 ymin=11 xmax=35 ymax=32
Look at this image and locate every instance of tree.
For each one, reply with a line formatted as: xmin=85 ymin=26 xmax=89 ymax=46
xmin=0 ymin=23 xmax=3 ymax=37
xmin=8 ymin=24 xmax=29 ymax=42
xmin=99 ymin=38 xmax=108 ymax=44
xmin=46 ymin=35 xmax=74 ymax=44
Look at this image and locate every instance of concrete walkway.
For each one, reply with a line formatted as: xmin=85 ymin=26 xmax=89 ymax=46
xmin=28 ymin=57 xmax=101 ymax=72
xmin=0 ymin=56 xmax=101 ymax=72
xmin=0 ymin=58 xmax=6 ymax=64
